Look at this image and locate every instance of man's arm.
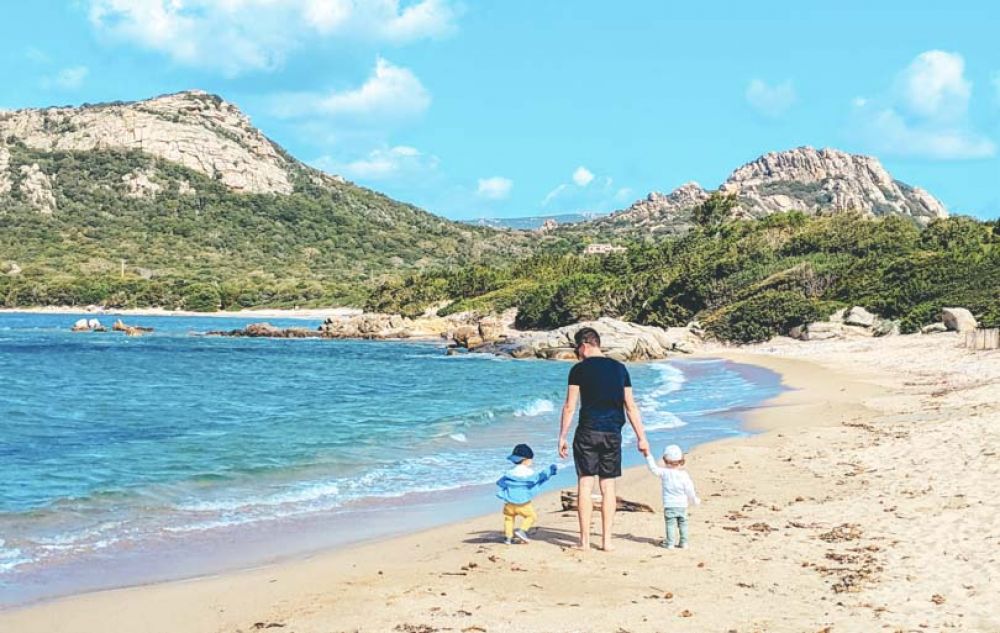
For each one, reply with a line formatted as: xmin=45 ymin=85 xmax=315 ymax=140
xmin=624 ymin=387 xmax=650 ymax=456
xmin=558 ymin=385 xmax=579 ymax=459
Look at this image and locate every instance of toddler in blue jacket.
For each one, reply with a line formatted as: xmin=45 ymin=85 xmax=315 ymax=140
xmin=495 ymin=443 xmax=559 ymax=544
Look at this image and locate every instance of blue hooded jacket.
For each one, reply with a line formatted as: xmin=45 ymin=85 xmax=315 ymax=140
xmin=496 ymin=464 xmax=558 ymax=505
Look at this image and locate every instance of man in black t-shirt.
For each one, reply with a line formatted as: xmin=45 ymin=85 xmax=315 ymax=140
xmin=558 ymin=326 xmax=650 ymax=551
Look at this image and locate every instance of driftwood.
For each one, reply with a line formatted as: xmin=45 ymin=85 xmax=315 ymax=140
xmin=560 ymin=490 xmax=655 ymax=513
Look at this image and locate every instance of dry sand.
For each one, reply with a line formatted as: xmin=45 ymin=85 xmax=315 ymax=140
xmin=1 ymin=333 xmax=997 ymax=632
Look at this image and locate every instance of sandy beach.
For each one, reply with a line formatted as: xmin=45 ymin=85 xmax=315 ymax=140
xmin=2 ymin=332 xmax=997 ymax=632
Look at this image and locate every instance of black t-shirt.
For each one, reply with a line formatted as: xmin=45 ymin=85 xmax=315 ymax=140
xmin=568 ymin=356 xmax=632 ymax=433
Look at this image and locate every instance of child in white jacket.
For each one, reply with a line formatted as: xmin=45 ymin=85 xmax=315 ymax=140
xmin=645 ymin=444 xmax=700 ymax=548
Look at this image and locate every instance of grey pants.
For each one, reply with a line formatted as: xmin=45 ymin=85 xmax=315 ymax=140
xmin=663 ymin=506 xmax=688 ymax=548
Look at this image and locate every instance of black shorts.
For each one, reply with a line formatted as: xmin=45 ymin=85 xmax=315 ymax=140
xmin=573 ymin=429 xmax=623 ymax=479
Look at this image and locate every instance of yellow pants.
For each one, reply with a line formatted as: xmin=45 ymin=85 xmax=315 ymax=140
xmin=503 ymin=502 xmax=537 ymax=538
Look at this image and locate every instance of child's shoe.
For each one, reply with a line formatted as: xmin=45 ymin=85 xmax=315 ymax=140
xmin=504 ymin=537 xmax=513 ymax=545
xmin=514 ymin=529 xmax=531 ymax=544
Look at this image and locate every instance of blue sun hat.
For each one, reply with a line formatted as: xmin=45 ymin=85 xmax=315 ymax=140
xmin=507 ymin=443 xmax=534 ymax=463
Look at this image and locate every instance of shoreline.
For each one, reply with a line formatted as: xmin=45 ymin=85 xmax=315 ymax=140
xmin=0 ymin=306 xmax=363 ymax=320
xmin=0 ymin=356 xmax=779 ymax=609
xmin=2 ymin=334 xmax=997 ymax=632
xmin=0 ymin=351 xmax=846 ymax=627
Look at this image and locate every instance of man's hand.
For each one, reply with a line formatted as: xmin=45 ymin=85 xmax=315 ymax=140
xmin=637 ymin=437 xmax=650 ymax=457
xmin=558 ymin=437 xmax=569 ymax=459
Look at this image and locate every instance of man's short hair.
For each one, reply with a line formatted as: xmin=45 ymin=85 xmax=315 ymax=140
xmin=574 ymin=326 xmax=601 ymax=348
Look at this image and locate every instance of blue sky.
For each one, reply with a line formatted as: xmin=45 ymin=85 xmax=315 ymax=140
xmin=1 ymin=1 xmax=998 ymax=220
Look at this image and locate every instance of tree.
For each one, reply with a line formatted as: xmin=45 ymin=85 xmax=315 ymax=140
xmin=692 ymin=192 xmax=738 ymax=228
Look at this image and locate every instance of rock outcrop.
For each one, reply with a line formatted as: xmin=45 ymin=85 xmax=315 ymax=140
xmin=0 ymin=145 xmax=11 ymax=196
xmin=790 ymin=306 xmax=899 ymax=341
xmin=921 ymin=323 xmax=949 ymax=334
xmin=320 ymin=313 xmax=414 ymax=339
xmin=205 ymin=312 xmax=690 ymax=362
xmin=121 ymin=170 xmax=163 ymax=198
xmin=722 ymin=147 xmax=947 ymax=224
xmin=17 ymin=163 xmax=57 ymax=213
xmin=112 ymin=319 xmax=154 ymax=336
xmin=596 ymin=182 xmax=708 ymax=234
xmin=71 ymin=318 xmax=105 ymax=332
xmin=472 ymin=317 xmax=700 ymax=361
xmin=940 ymin=307 xmax=978 ymax=333
xmin=0 ymin=91 xmax=295 ymax=194
xmin=209 ymin=311 xmax=485 ymax=342
xmin=209 ymin=322 xmax=323 ymax=339
xmin=599 ymin=147 xmax=947 ymax=233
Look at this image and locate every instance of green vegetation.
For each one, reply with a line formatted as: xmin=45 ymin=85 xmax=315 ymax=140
xmin=3 ymin=141 xmax=997 ymax=341
xmin=368 ymin=210 xmax=1000 ymax=342
xmin=0 ymin=144 xmax=535 ymax=310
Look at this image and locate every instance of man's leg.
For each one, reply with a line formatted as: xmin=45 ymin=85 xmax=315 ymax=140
xmin=598 ymin=476 xmax=616 ymax=551
xmin=577 ymin=475 xmax=596 ymax=549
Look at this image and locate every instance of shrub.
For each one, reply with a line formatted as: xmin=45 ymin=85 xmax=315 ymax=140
xmin=704 ymin=290 xmax=826 ymax=343
xmin=182 ymin=283 xmax=221 ymax=312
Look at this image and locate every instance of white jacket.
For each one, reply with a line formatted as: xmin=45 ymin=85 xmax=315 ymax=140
xmin=645 ymin=455 xmax=701 ymax=508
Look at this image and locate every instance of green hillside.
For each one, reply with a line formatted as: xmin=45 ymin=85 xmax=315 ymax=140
xmin=0 ymin=143 xmax=536 ymax=309
xmin=368 ymin=204 xmax=1000 ymax=341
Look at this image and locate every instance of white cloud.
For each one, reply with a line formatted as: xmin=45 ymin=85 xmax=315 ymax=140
xmin=312 ymin=145 xmax=438 ymax=180
xmin=271 ymin=57 xmax=430 ymax=124
xmin=541 ymin=183 xmax=569 ymax=206
xmin=477 ymin=176 xmax=513 ymax=200
xmin=541 ymin=168 xmax=629 ymax=213
xmin=614 ymin=187 xmax=633 ymax=202
xmin=25 ymin=47 xmax=49 ymax=64
xmin=42 ymin=65 xmax=89 ymax=90
xmin=87 ymin=0 xmax=458 ymax=76
xmin=572 ymin=166 xmax=594 ymax=187
xmin=851 ymin=50 xmax=994 ymax=160
xmin=745 ymin=79 xmax=796 ymax=118
xmin=896 ymin=50 xmax=969 ymax=122
xmin=852 ymin=104 xmax=995 ymax=160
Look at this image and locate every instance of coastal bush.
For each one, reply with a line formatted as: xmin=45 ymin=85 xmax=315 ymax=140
xmin=180 ymin=283 xmax=221 ymax=312
xmin=703 ymin=290 xmax=826 ymax=343
xmin=369 ymin=212 xmax=999 ymax=343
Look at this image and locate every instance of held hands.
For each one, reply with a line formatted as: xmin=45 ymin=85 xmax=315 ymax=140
xmin=637 ymin=437 xmax=650 ymax=457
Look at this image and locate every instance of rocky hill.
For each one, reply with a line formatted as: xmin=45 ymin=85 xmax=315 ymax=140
xmin=0 ymin=90 xmax=302 ymax=195
xmin=0 ymin=91 xmax=534 ymax=309
xmin=586 ymin=147 xmax=948 ymax=237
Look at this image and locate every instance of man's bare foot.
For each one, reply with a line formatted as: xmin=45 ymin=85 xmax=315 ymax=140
xmin=599 ymin=542 xmax=616 ymax=552
xmin=572 ymin=541 xmax=591 ymax=551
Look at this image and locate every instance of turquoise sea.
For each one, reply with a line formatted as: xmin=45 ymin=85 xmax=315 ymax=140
xmin=0 ymin=312 xmax=783 ymax=605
